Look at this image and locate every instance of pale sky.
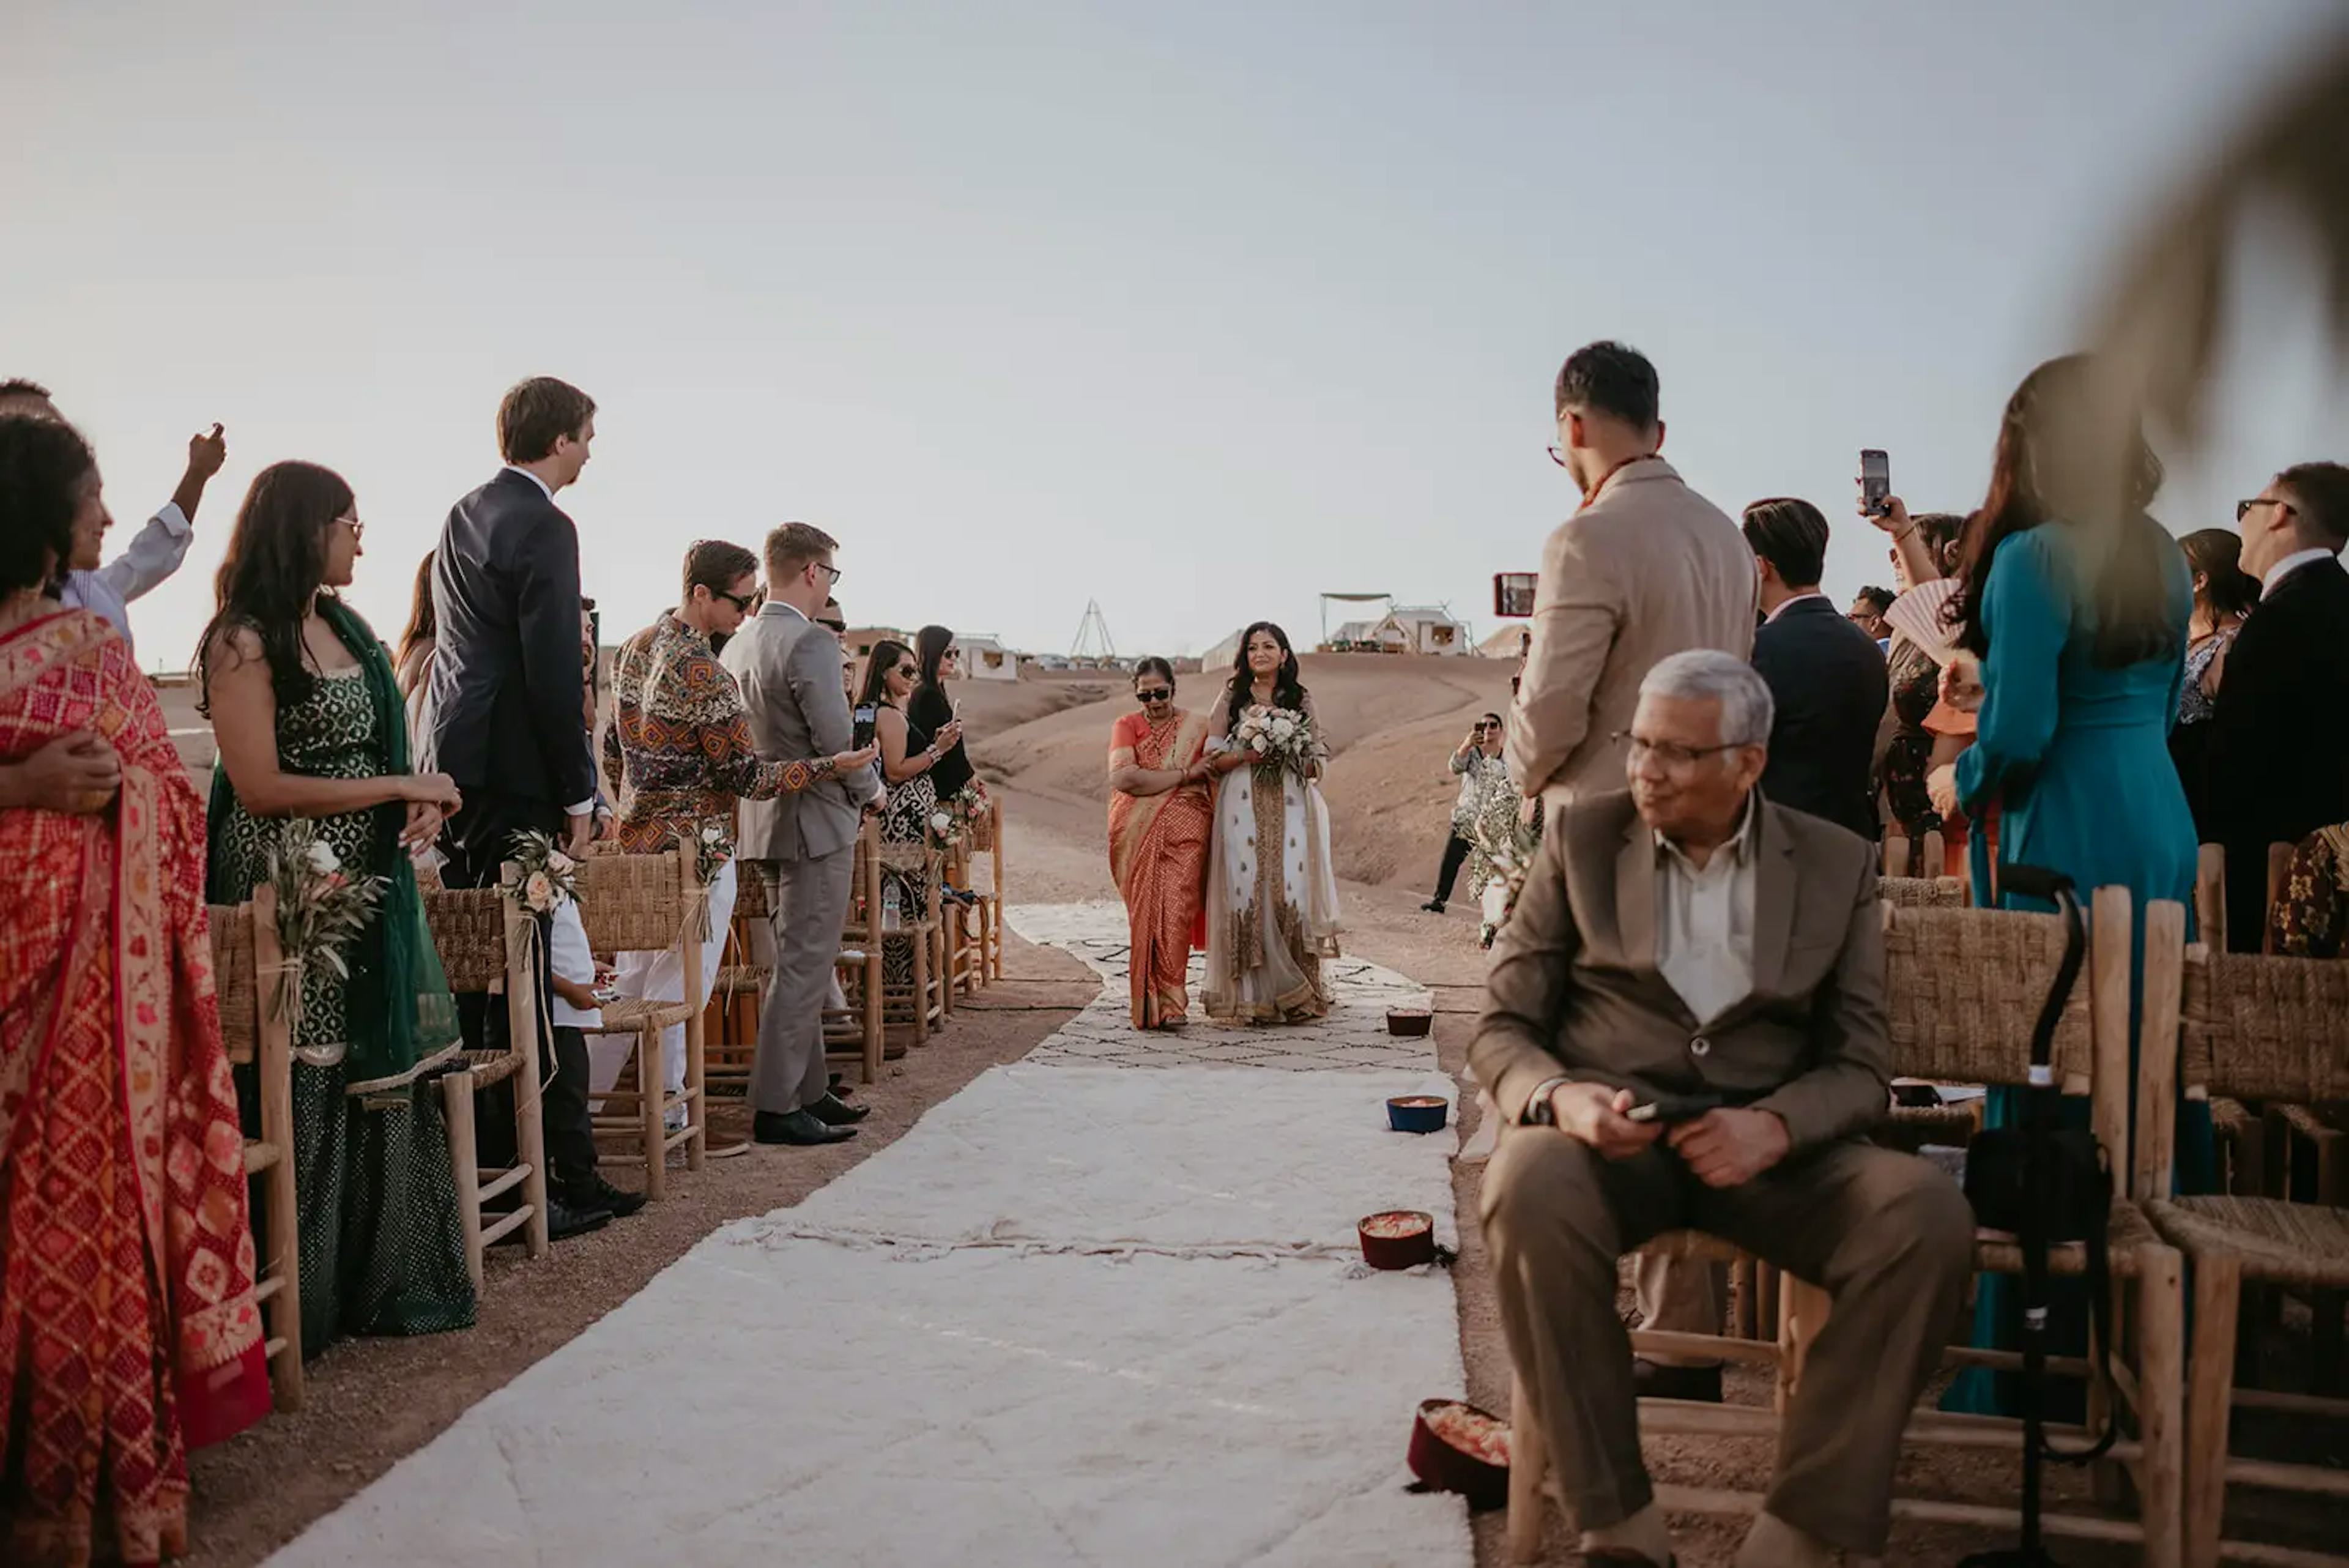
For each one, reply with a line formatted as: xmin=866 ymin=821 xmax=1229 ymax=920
xmin=8 ymin=0 xmax=2347 ymax=672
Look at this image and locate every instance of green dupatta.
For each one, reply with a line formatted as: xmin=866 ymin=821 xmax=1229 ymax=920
xmin=207 ymin=596 xmax=461 ymax=1093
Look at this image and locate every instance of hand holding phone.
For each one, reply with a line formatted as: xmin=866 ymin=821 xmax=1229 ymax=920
xmin=1858 ymin=448 xmax=1891 ymax=518
xmin=1625 ymin=1091 xmax=1726 ymax=1125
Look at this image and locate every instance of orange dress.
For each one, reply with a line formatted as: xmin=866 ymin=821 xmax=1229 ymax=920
xmin=1107 ymin=708 xmax=1212 ymax=1028
xmin=1 ymin=611 xmax=270 ymax=1566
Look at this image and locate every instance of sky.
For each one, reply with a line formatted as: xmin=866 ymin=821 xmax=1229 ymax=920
xmin=8 ymin=0 xmax=2348 ymax=672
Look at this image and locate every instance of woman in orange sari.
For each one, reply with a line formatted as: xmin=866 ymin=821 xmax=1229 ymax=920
xmin=1107 ymin=659 xmax=1214 ymax=1029
xmin=0 ymin=415 xmax=270 ymax=1566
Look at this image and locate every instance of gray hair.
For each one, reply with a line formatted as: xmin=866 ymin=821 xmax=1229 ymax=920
xmin=1638 ymin=650 xmax=1774 ymax=748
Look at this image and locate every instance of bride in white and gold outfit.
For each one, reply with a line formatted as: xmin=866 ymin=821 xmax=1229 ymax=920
xmin=1200 ymin=622 xmax=1343 ymax=1023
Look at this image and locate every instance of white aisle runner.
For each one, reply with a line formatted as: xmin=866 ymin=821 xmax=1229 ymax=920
xmin=265 ymin=903 xmax=1475 ymax=1568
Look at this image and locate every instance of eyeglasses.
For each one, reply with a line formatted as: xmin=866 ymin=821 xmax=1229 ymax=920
xmin=1613 ymin=731 xmax=1743 ymax=771
xmin=713 ymin=585 xmax=763 ymax=613
xmin=1137 ymin=688 xmax=1174 ymax=703
xmin=814 ymin=562 xmax=843 ymax=585
xmin=1472 ymin=722 xmax=1497 ymax=733
xmin=1546 ymin=446 xmax=1568 ymax=468
xmin=2237 ymin=497 xmax=2285 ymax=522
xmin=333 ymin=515 xmax=364 ymax=540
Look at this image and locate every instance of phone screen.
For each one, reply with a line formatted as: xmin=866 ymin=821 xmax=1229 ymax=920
xmin=1859 ymin=449 xmax=1891 ymax=516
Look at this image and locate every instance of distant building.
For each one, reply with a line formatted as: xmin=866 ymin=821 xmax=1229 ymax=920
xmin=956 ymin=633 xmax=1020 ymax=682
xmin=1478 ymin=624 xmax=1534 ymax=660
xmin=844 ymin=626 xmax=910 ymax=660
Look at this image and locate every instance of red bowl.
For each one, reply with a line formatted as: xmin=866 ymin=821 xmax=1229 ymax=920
xmin=1408 ymin=1397 xmax=1512 ymax=1508
xmin=1386 ymin=1007 xmax=1434 ymax=1038
xmin=1358 ymin=1209 xmax=1436 ymax=1270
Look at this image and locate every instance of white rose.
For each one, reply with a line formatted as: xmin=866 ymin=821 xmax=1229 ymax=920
xmin=306 ymin=839 xmax=340 ymax=874
xmin=548 ymin=850 xmax=577 ymax=872
xmin=1271 ymin=717 xmax=1296 ymax=741
xmin=930 ymin=811 xmax=953 ymax=834
xmin=525 ymin=871 xmax=555 ymax=912
xmin=1250 ymin=736 xmax=1271 ymax=755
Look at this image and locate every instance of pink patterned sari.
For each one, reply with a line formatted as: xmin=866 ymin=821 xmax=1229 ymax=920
xmin=0 ymin=610 xmax=269 ymax=1567
xmin=1108 ymin=708 xmax=1213 ymax=1029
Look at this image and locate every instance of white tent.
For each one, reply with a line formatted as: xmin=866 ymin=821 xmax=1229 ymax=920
xmin=957 ymin=634 xmax=1020 ymax=682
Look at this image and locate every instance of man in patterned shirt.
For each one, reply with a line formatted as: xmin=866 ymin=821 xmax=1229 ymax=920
xmin=602 ymin=540 xmax=875 ymax=1121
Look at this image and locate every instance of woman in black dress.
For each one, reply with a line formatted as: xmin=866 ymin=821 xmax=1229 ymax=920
xmin=906 ymin=625 xmax=973 ymax=804
xmin=862 ymin=638 xmax=964 ymax=985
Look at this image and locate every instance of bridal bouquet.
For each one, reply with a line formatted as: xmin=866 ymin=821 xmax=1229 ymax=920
xmin=1233 ymin=705 xmax=1318 ymax=779
xmin=264 ymin=819 xmax=387 ymax=1031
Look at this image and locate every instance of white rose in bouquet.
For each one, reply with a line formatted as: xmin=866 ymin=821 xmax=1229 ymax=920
xmin=931 ymin=811 xmax=954 ymax=835
xmin=524 ymin=871 xmax=555 ymax=913
xmin=1271 ymin=716 xmax=1296 ymax=742
xmin=306 ymin=839 xmax=341 ymax=875
xmin=548 ymin=850 xmax=577 ymax=873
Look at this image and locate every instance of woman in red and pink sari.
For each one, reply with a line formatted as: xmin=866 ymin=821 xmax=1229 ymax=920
xmin=1107 ymin=659 xmax=1214 ymax=1029
xmin=0 ymin=415 xmax=270 ymax=1567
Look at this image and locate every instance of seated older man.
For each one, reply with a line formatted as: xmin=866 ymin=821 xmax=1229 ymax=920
xmin=1472 ymin=650 xmax=1972 ymax=1568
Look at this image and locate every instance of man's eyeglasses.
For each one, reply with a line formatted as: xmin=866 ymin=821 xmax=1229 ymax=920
xmin=2237 ymin=497 xmax=2285 ymax=522
xmin=1613 ymin=731 xmax=1743 ymax=771
xmin=1137 ymin=688 xmax=1174 ymax=703
xmin=814 ymin=562 xmax=844 ymax=585
xmin=714 ymin=586 xmax=763 ymax=613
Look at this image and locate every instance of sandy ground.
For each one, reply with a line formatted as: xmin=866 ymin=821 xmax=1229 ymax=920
xmin=163 ymin=660 xmax=2338 ymax=1564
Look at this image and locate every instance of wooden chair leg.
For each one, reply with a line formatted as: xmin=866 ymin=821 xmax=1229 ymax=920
xmin=861 ymin=954 xmax=883 ymax=1083
xmin=640 ymin=1025 xmax=666 ymax=1201
xmin=443 ymin=1070 xmax=486 ymax=1295
xmin=1730 ymin=1256 xmax=1758 ymax=1342
xmin=1507 ymin=1372 xmax=1549 ymax=1564
xmin=2184 ymin=1250 xmax=2242 ymax=1568
xmin=2136 ymin=1245 xmax=2186 ymax=1568
xmin=685 ymin=1012 xmax=706 ymax=1173
xmin=911 ymin=932 xmax=930 ymax=1046
xmin=516 ymin=1032 xmax=551 ymax=1262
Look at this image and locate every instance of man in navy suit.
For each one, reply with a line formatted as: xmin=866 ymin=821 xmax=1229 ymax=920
xmin=432 ymin=376 xmax=636 ymax=1233
xmin=2212 ymin=461 xmax=2349 ymax=951
xmin=1743 ymin=497 xmax=1888 ymax=844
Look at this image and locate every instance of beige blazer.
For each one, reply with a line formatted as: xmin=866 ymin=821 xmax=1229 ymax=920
xmin=1468 ymin=790 xmax=1890 ymax=1155
xmin=1506 ymin=457 xmax=1758 ymax=806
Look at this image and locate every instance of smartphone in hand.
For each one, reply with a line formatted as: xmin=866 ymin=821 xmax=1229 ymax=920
xmin=1625 ymin=1091 xmax=1726 ymax=1124
xmin=1859 ymin=449 xmax=1891 ymax=516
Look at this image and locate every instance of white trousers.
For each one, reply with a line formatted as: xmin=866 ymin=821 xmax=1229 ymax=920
xmin=592 ymin=858 xmax=735 ymax=1099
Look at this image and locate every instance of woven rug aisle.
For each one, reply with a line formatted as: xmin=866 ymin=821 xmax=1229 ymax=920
xmin=263 ymin=902 xmax=1475 ymax=1568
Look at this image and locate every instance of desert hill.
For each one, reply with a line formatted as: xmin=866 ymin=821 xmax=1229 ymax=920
xmin=959 ymin=655 xmax=1518 ymax=889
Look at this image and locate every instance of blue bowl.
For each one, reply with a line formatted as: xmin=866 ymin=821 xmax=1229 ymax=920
xmin=1387 ymin=1095 xmax=1450 ymax=1134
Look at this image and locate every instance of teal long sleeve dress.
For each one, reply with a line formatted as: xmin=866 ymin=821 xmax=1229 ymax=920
xmin=1942 ymin=522 xmax=2216 ymax=1415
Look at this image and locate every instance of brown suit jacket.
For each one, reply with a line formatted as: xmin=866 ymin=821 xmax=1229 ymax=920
xmin=1507 ymin=457 xmax=1757 ymax=805
xmin=1469 ymin=790 xmax=1890 ymax=1154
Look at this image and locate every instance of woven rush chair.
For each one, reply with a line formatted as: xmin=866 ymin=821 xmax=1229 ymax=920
xmin=875 ymin=838 xmax=949 ymax=1045
xmin=2149 ymin=943 xmax=2349 ymax=1568
xmin=944 ymin=839 xmax=987 ymax=998
xmin=1880 ymin=874 xmax=1969 ymax=910
xmin=420 ymin=878 xmax=552 ymax=1291
xmin=703 ymin=856 xmax=775 ymax=1099
xmin=205 ymin=888 xmax=303 ymax=1410
xmin=576 ymin=849 xmax=707 ymax=1198
xmin=1503 ymin=890 xmax=2187 ymax=1567
xmin=825 ymin=819 xmax=888 ymax=1083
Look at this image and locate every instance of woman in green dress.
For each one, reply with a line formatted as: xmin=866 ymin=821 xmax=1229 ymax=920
xmin=199 ymin=461 xmax=477 ymax=1353
xmin=1928 ymin=355 xmax=2215 ymax=1414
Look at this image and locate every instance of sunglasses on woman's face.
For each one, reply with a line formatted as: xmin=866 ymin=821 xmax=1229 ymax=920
xmin=1137 ymin=688 xmax=1173 ymax=702
xmin=896 ymin=664 xmax=916 ymax=678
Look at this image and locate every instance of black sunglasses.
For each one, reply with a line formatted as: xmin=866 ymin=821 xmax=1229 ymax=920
xmin=713 ymin=586 xmax=763 ymax=613
xmin=1137 ymin=688 xmax=1174 ymax=702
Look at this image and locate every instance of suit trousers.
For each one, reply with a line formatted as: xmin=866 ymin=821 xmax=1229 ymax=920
xmin=1480 ymin=1129 xmax=1973 ymax=1556
xmin=752 ymin=847 xmax=854 ymax=1117
xmin=439 ymin=788 xmax=599 ymax=1189
xmin=1430 ymin=832 xmax=1474 ymax=905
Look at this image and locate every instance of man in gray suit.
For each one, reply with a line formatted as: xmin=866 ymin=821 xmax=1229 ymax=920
xmin=721 ymin=522 xmax=883 ymax=1146
xmin=1474 ymin=653 xmax=1969 ymax=1568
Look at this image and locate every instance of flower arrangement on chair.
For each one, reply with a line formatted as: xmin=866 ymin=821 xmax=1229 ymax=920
xmin=502 ymin=829 xmax=582 ymax=914
xmin=675 ymin=820 xmax=730 ymax=888
xmin=263 ymin=818 xmax=387 ymax=1047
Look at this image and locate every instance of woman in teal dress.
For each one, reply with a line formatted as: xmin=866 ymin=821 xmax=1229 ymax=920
xmin=1929 ymin=355 xmax=2216 ymax=1414
xmin=199 ymin=461 xmax=477 ymax=1354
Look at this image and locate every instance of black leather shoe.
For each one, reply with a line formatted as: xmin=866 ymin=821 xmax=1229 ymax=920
xmin=1420 ymin=899 xmax=1446 ymax=914
xmin=755 ymin=1109 xmax=858 ymax=1146
xmin=808 ymin=1092 xmax=871 ymax=1127
xmin=1631 ymin=1357 xmax=1722 ymax=1403
xmin=564 ymin=1175 xmax=647 ymax=1221
xmin=542 ymin=1197 xmax=613 ymax=1242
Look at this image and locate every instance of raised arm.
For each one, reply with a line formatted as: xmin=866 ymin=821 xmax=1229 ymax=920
xmin=1507 ymin=520 xmax=1622 ymax=798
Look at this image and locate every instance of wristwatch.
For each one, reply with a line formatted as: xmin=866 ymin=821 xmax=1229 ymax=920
xmin=1521 ymin=1076 xmax=1572 ymax=1127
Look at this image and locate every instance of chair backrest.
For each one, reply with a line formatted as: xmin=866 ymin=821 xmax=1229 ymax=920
xmin=421 ymin=884 xmax=509 ymax=994
xmin=207 ymin=901 xmax=259 ymax=1065
xmin=2181 ymin=945 xmax=2349 ymax=1107
xmin=1880 ymin=900 xmax=2098 ymax=1092
xmin=203 ymin=883 xmax=288 ymax=1071
xmin=1879 ymin=875 xmax=1966 ymax=910
xmin=573 ymin=849 xmax=697 ymax=956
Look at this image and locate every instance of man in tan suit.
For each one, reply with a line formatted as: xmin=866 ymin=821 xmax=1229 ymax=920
xmin=1507 ymin=339 xmax=1764 ymax=1397
xmin=1474 ymin=652 xmax=1970 ymax=1568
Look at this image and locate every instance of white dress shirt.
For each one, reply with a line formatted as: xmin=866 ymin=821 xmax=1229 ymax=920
xmin=58 ymin=502 xmax=194 ymax=655
xmin=1653 ymin=796 xmax=1759 ymax=1028
xmin=502 ymin=464 xmax=556 ymax=502
xmin=1763 ymin=589 xmax=1830 ymax=625
xmin=2261 ymin=546 xmax=2342 ymax=600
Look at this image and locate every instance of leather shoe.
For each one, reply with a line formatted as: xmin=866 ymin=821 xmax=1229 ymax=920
xmin=541 ymin=1197 xmax=613 ymax=1242
xmin=754 ymin=1109 xmax=858 ymax=1146
xmin=1631 ymin=1357 xmax=1722 ymax=1403
xmin=563 ymin=1175 xmax=647 ymax=1221
xmin=808 ymin=1092 xmax=870 ymax=1127
xmin=1420 ymin=899 xmax=1446 ymax=913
